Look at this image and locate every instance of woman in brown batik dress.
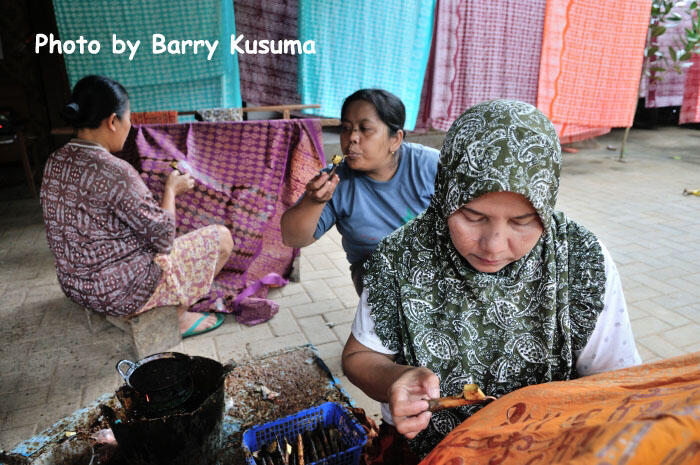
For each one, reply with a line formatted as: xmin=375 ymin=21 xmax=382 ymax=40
xmin=41 ymin=75 xmax=232 ymax=337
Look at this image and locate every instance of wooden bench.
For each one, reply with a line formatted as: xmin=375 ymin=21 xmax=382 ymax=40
xmin=84 ymin=306 xmax=181 ymax=359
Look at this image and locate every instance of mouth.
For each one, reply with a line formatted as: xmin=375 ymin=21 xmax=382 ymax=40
xmin=345 ymin=151 xmax=361 ymax=160
xmin=473 ymin=256 xmax=504 ymax=266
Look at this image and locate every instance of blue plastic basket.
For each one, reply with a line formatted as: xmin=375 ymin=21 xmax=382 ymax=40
xmin=242 ymin=402 xmax=367 ymax=465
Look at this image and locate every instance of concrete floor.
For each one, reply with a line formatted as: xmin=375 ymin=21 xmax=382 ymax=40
xmin=1 ymin=126 xmax=699 ymax=450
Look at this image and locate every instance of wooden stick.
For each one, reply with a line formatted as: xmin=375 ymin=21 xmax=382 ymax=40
xmin=297 ymin=433 xmax=304 ymax=465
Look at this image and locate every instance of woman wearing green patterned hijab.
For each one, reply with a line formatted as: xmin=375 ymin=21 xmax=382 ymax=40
xmin=342 ymin=100 xmax=641 ymax=462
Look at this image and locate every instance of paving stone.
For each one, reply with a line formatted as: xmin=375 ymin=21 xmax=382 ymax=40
xmin=2 ymin=386 xmax=50 ymax=414
xmin=323 ymin=276 xmax=355 ymax=289
xmin=0 ymin=372 xmax=23 ymax=395
xmin=247 ymin=333 xmax=309 ymax=358
xmin=638 ymin=335 xmax=685 ymax=360
xmin=274 ymin=291 xmax=313 ymax=308
xmin=659 ymin=324 xmax=700 ymax=348
xmin=0 ymin=424 xmax=37 ymax=450
xmin=314 ymin=341 xmax=345 ymax=376
xmin=333 ymin=285 xmax=359 ymax=307
xmin=302 ymin=280 xmax=337 ymax=302
xmin=299 ymin=316 xmax=339 ymax=345
xmin=332 ymin=322 xmax=353 ymax=342
xmin=630 ymin=316 xmax=672 ymax=339
xmin=268 ymin=307 xmax=301 ymax=337
xmin=182 ymin=336 xmax=218 ymax=360
xmin=635 ymin=343 xmax=658 ymax=364
xmin=297 ymin=267 xmax=345 ymax=281
xmin=307 ymin=254 xmax=336 ymax=271
xmin=209 ymin=316 xmax=243 ymax=336
xmin=278 ymin=282 xmax=305 ymax=297
xmin=650 ymin=292 xmax=699 ymax=310
xmin=324 ymin=308 xmax=357 ymax=325
xmin=215 ymin=324 xmax=273 ymax=363
xmin=321 ymin=356 xmax=343 ymax=377
xmin=291 ymin=299 xmax=345 ymax=319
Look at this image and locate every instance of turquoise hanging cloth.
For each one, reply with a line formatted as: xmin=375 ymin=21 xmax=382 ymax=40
xmin=298 ymin=0 xmax=435 ymax=130
xmin=52 ymin=0 xmax=241 ymax=112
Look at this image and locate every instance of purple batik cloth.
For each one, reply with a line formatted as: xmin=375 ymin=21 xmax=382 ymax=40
xmin=234 ymin=0 xmax=300 ymax=105
xmin=122 ymin=119 xmax=325 ymax=325
xmin=416 ymin=0 xmax=546 ymax=131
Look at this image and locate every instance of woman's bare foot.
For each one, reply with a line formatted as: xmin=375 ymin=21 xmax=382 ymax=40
xmin=177 ymin=310 xmax=221 ymax=335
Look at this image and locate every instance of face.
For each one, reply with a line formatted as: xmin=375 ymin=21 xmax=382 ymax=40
xmin=340 ymin=100 xmax=402 ymax=180
xmin=447 ymin=191 xmax=544 ymax=273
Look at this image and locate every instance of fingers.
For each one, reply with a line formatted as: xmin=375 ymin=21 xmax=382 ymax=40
xmin=423 ymin=374 xmax=441 ymax=399
xmin=395 ymin=411 xmax=432 ymax=439
xmin=391 ymin=398 xmax=430 ymax=418
xmin=306 ymin=172 xmax=339 ymax=203
xmin=166 ymin=170 xmax=194 ymax=194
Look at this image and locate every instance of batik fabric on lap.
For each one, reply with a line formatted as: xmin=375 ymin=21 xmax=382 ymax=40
xmin=139 ymin=225 xmax=220 ymax=312
xmin=363 ymin=100 xmax=607 ymax=457
xmin=125 ymin=119 xmax=325 ymax=324
xmin=422 ymin=352 xmax=700 ymax=465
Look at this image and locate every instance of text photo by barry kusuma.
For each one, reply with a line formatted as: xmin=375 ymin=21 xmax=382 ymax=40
xmin=34 ymin=32 xmax=317 ymax=61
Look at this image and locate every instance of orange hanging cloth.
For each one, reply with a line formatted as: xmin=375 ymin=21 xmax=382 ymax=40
xmin=130 ymin=111 xmax=178 ymax=125
xmin=420 ymin=352 xmax=700 ymax=465
xmin=537 ymin=0 xmax=651 ymax=144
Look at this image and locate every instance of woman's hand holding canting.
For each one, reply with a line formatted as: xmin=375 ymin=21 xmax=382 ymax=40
xmin=305 ymin=172 xmax=339 ymax=203
xmin=388 ymin=367 xmax=441 ymax=439
xmin=165 ymin=170 xmax=195 ymax=196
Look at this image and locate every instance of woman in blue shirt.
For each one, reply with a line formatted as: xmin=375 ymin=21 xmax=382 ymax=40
xmin=281 ymin=89 xmax=439 ymax=294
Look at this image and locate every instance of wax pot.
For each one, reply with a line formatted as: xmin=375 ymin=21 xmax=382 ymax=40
xmin=106 ymin=354 xmax=233 ymax=465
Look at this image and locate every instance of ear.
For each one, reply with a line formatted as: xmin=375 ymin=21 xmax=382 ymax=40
xmin=389 ymin=129 xmax=404 ymax=153
xmin=105 ymin=113 xmax=119 ymax=132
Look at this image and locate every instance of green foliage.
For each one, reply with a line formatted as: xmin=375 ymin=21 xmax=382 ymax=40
xmin=645 ymin=0 xmax=700 ymax=81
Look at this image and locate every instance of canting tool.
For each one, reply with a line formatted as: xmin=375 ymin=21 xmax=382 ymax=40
xmin=427 ymin=384 xmax=497 ymax=412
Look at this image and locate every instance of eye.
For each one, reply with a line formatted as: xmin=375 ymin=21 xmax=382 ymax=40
xmin=340 ymin=125 xmax=352 ymax=133
xmin=511 ymin=218 xmax=535 ymax=227
xmin=461 ymin=211 xmax=484 ymax=222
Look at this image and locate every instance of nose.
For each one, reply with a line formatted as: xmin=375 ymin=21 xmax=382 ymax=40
xmin=479 ymin=225 xmax=508 ymax=257
xmin=348 ymin=127 xmax=360 ymax=143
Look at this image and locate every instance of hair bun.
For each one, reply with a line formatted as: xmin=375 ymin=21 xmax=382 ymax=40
xmin=65 ymin=102 xmax=80 ymax=114
xmin=60 ymin=102 xmax=81 ymax=124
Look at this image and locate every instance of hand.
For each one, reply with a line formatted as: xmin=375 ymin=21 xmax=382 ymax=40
xmin=305 ymin=172 xmax=339 ymax=204
xmin=165 ymin=170 xmax=195 ymax=196
xmin=388 ymin=367 xmax=440 ymax=439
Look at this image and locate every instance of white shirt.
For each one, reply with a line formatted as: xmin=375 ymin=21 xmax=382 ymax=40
xmin=351 ymin=240 xmax=642 ymax=424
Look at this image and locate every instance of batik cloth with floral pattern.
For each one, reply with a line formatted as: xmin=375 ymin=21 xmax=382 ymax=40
xmin=363 ymin=100 xmax=607 ymax=458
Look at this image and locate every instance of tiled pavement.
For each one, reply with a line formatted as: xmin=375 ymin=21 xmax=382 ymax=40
xmin=1 ymin=127 xmax=700 ymax=449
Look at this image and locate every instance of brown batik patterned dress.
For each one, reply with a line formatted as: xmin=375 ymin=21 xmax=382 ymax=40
xmin=40 ymin=139 xmax=177 ymax=316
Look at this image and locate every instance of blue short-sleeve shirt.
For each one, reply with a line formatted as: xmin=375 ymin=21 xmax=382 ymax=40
xmin=312 ymin=142 xmax=439 ymax=264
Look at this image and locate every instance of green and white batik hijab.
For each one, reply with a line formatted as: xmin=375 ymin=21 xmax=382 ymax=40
xmin=363 ymin=100 xmax=606 ymax=457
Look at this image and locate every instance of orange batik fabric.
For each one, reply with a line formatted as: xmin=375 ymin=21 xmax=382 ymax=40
xmin=537 ymin=0 xmax=651 ymax=144
xmin=421 ymin=352 xmax=700 ymax=465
